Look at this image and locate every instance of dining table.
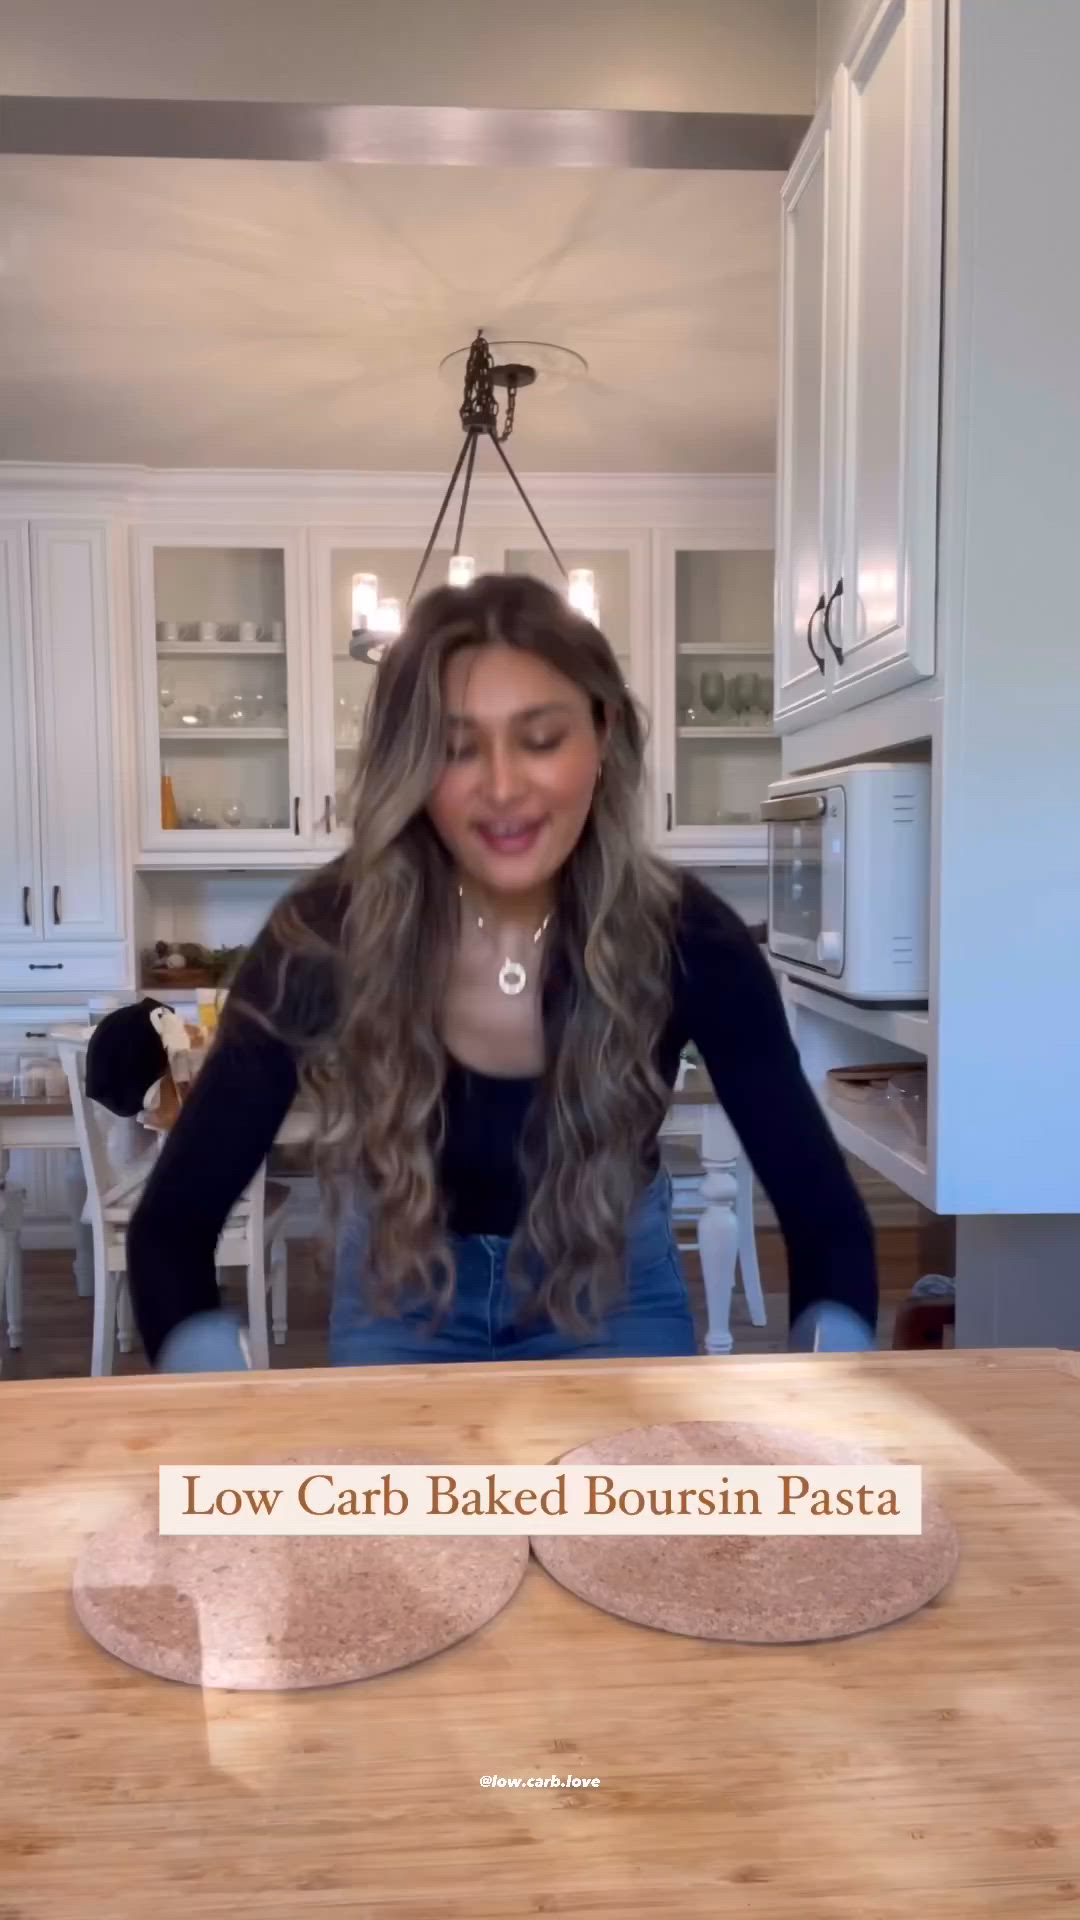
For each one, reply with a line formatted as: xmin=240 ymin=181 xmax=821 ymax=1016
xmin=3 ymin=1346 xmax=1080 ymax=1917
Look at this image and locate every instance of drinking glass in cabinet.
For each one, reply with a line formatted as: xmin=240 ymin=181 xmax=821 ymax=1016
xmin=699 ymin=672 xmax=726 ymax=720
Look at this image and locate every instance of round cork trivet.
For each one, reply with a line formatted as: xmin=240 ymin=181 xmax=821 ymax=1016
xmin=72 ymin=1450 xmax=528 ymax=1689
xmin=530 ymin=1421 xmax=959 ymax=1644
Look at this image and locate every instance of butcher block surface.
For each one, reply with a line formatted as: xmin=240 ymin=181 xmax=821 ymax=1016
xmin=3 ymin=1348 xmax=1080 ymax=1918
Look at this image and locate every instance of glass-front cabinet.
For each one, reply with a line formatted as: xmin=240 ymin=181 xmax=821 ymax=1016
xmin=133 ymin=528 xmax=308 ymax=854
xmin=653 ymin=533 xmax=781 ymax=863
xmin=309 ymin=528 xmax=649 ymax=852
xmin=131 ymin=516 xmax=775 ymax=869
xmin=309 ymin=532 xmax=457 ymax=849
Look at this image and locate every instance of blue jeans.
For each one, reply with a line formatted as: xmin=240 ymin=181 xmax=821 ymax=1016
xmin=328 ymin=1169 xmax=698 ymax=1365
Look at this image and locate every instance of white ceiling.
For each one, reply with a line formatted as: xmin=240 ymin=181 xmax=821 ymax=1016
xmin=0 ymin=156 xmax=784 ymax=472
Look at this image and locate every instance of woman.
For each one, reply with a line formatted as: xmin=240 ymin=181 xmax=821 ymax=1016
xmin=128 ymin=574 xmax=877 ymax=1372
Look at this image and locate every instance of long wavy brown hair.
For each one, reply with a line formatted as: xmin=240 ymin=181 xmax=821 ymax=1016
xmin=237 ymin=572 xmax=682 ymax=1333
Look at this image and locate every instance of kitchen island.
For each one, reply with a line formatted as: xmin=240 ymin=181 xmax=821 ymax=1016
xmin=3 ymin=1349 xmax=1080 ymax=1916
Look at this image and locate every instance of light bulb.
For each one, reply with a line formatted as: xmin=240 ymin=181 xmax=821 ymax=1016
xmin=568 ymin=568 xmax=599 ymax=625
xmin=351 ymin=572 xmax=378 ymax=629
xmin=373 ymin=597 xmax=402 ymax=636
xmin=448 ymin=554 xmax=476 ymax=588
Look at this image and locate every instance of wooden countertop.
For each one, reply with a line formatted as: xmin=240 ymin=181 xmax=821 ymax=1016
xmin=3 ymin=1350 xmax=1080 ymax=1917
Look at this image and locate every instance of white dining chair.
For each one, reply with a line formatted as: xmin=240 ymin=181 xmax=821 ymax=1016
xmin=56 ymin=1035 xmax=289 ymax=1377
xmin=662 ymin=1128 xmax=768 ymax=1355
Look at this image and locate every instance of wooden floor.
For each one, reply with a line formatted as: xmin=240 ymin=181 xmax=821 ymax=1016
xmin=2 ymin=1230 xmax=923 ymax=1378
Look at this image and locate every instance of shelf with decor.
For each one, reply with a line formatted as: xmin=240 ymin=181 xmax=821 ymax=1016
xmin=156 ymin=640 xmax=285 ymax=658
xmin=160 ymin=727 xmax=289 ymax=744
xmin=677 ymin=726 xmax=775 ymax=741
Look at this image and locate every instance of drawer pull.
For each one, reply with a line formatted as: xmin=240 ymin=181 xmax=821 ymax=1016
xmin=806 ymin=590 xmax=826 ymax=672
xmin=823 ymin=576 xmax=844 ymax=663
xmin=29 ymin=963 xmax=64 ymax=971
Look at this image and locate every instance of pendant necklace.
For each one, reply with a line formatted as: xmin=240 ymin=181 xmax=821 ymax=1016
xmin=458 ymin=885 xmax=553 ymax=996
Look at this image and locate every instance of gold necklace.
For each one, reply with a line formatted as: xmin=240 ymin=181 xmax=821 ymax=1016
xmin=458 ymin=884 xmax=553 ymax=996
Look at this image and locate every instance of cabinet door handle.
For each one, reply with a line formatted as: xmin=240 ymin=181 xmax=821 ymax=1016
xmin=52 ymin=884 xmax=62 ymax=924
xmin=22 ymin=885 xmax=31 ymax=927
xmin=823 ymin=577 xmax=844 ymax=663
xmin=322 ymin=794 xmax=333 ymax=834
xmin=806 ymin=591 xmax=826 ymax=672
xmin=29 ymin=963 xmax=64 ymax=971
xmin=293 ymin=796 xmax=300 ymax=836
xmin=666 ymin=792 xmax=673 ymax=832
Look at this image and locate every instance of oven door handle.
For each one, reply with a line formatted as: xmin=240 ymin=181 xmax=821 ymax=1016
xmin=760 ymin=794 xmax=828 ymax=822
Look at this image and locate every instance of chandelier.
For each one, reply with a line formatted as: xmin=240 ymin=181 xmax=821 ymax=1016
xmin=350 ymin=330 xmax=599 ymax=663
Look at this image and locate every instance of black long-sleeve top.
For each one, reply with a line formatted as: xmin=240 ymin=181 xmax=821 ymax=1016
xmin=127 ymin=866 xmax=877 ymax=1363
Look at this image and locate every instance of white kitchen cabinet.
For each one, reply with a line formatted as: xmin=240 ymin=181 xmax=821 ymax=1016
xmin=0 ymin=518 xmax=126 ymax=989
xmin=0 ymin=525 xmax=38 ymax=945
xmin=653 ymin=533 xmax=781 ymax=865
xmin=774 ymin=0 xmax=945 ymax=731
xmin=133 ymin=526 xmax=312 ymax=860
xmin=773 ymin=91 xmax=839 ymax=725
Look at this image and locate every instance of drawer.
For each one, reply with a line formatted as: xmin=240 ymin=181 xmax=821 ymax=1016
xmin=0 ymin=944 xmax=131 ymax=992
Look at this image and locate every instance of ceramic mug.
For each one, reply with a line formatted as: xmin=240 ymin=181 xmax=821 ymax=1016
xmin=156 ymin=620 xmax=180 ymax=647
xmin=198 ymin=621 xmax=219 ymax=644
xmin=238 ymin=620 xmax=258 ymax=644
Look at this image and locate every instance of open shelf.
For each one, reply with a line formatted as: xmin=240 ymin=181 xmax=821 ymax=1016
xmin=677 ymin=644 xmax=772 ymax=658
xmin=824 ymin=1097 xmax=932 ymax=1208
xmin=677 ymin=726 xmax=775 ymax=741
xmin=782 ymin=979 xmax=931 ymax=1055
xmin=156 ymin=643 xmax=285 ymax=657
xmin=160 ymin=728 xmax=288 ymax=742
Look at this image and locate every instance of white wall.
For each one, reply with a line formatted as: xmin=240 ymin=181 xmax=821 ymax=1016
xmin=0 ymin=0 xmax=816 ymax=112
xmin=933 ymin=0 xmax=1080 ymax=1214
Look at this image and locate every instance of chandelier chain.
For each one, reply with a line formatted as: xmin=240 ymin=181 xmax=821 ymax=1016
xmin=459 ymin=332 xmax=500 ymax=436
xmin=407 ymin=329 xmax=567 ymax=607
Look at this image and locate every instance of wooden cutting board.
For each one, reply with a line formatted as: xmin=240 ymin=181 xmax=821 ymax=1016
xmin=2 ymin=1350 xmax=1080 ymax=1918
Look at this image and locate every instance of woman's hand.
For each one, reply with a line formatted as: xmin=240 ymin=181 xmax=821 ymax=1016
xmin=155 ymin=1310 xmax=253 ymax=1374
xmin=787 ymin=1302 xmax=877 ymax=1352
